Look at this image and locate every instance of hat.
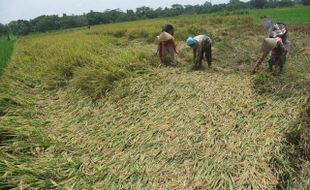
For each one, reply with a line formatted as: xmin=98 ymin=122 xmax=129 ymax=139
xmin=261 ymin=38 xmax=277 ymax=53
xmin=158 ymin=32 xmax=173 ymax=42
xmin=270 ymin=29 xmax=286 ymax=38
xmin=186 ymin=37 xmax=196 ymax=46
xmin=270 ymin=23 xmax=287 ymax=38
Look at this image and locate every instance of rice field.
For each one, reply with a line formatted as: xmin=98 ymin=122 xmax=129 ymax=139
xmin=0 ymin=7 xmax=309 ymax=190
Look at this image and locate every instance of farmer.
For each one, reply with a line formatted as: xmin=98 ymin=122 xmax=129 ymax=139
xmin=253 ymin=23 xmax=289 ymax=74
xmin=155 ymin=31 xmax=177 ymax=65
xmin=186 ymin=35 xmax=212 ymax=69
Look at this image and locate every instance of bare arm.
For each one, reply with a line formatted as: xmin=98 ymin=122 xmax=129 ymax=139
xmin=155 ymin=43 xmax=160 ymax=55
xmin=277 ymin=40 xmax=287 ymax=54
xmin=252 ymin=52 xmax=268 ymax=73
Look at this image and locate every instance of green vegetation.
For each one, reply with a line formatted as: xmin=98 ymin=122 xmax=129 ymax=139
xmin=0 ymin=39 xmax=15 ymax=75
xmin=250 ymin=6 xmax=310 ymax=24
xmin=0 ymin=7 xmax=309 ymax=189
xmin=0 ymin=1 xmax=308 ymax=36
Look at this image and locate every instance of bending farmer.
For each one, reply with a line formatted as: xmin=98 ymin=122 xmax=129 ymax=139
xmin=155 ymin=31 xmax=177 ymax=65
xmin=253 ymin=23 xmax=289 ymax=74
xmin=186 ymin=35 xmax=212 ymax=69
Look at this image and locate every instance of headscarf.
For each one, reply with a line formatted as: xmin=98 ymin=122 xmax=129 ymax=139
xmin=186 ymin=37 xmax=196 ymax=46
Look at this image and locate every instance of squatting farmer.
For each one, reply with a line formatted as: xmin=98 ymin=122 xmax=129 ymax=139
xmin=186 ymin=35 xmax=212 ymax=69
xmin=253 ymin=23 xmax=290 ymax=74
xmin=155 ymin=31 xmax=177 ymax=65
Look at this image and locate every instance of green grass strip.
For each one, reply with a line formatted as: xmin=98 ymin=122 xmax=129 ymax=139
xmin=0 ymin=39 xmax=15 ymax=76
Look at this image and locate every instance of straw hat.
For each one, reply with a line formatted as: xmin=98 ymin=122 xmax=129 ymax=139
xmin=261 ymin=38 xmax=277 ymax=53
xmin=158 ymin=32 xmax=173 ymax=42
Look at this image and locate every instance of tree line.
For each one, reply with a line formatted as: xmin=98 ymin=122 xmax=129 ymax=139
xmin=0 ymin=0 xmax=308 ymax=37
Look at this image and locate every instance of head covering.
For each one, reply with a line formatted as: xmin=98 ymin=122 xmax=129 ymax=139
xmin=261 ymin=38 xmax=277 ymax=53
xmin=269 ymin=23 xmax=287 ymax=38
xmin=186 ymin=37 xmax=196 ymax=46
xmin=158 ymin=32 xmax=173 ymax=42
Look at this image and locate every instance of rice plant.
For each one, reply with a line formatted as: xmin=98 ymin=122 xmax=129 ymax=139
xmin=0 ymin=8 xmax=309 ymax=189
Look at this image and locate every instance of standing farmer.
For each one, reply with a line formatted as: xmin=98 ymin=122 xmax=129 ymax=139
xmin=186 ymin=35 xmax=212 ymax=69
xmin=155 ymin=31 xmax=177 ymax=65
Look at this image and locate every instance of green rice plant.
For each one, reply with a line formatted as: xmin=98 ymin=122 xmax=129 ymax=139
xmin=0 ymin=39 xmax=15 ymax=75
xmin=128 ymin=29 xmax=149 ymax=40
xmin=110 ymin=29 xmax=128 ymax=38
xmin=208 ymin=16 xmax=225 ymax=25
xmin=250 ymin=6 xmax=310 ymax=25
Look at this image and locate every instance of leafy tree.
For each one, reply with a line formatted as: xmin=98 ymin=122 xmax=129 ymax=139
xmin=278 ymin=0 xmax=294 ymax=7
xmin=104 ymin=9 xmax=127 ymax=23
xmin=136 ymin=6 xmax=156 ymax=19
xmin=250 ymin=0 xmax=268 ymax=8
xmin=171 ymin=4 xmax=184 ymax=15
xmin=302 ymin=0 xmax=310 ymax=5
xmin=228 ymin=0 xmax=248 ymax=10
xmin=8 ymin=20 xmax=32 ymax=35
xmin=0 ymin=24 xmax=10 ymax=39
xmin=86 ymin=11 xmax=107 ymax=25
xmin=126 ymin=9 xmax=137 ymax=21
xmin=0 ymin=23 xmax=6 ymax=36
xmin=60 ymin=15 xmax=88 ymax=29
xmin=31 ymin=15 xmax=61 ymax=32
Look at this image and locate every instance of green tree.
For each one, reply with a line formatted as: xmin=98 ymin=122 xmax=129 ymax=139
xmin=31 ymin=15 xmax=61 ymax=32
xmin=0 ymin=23 xmax=6 ymax=36
xmin=126 ymin=9 xmax=137 ymax=21
xmin=8 ymin=20 xmax=32 ymax=35
xmin=60 ymin=15 xmax=88 ymax=29
xmin=228 ymin=0 xmax=248 ymax=10
xmin=250 ymin=0 xmax=268 ymax=8
xmin=86 ymin=11 xmax=107 ymax=25
xmin=136 ymin=6 xmax=156 ymax=19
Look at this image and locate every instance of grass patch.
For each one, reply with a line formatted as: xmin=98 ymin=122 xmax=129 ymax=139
xmin=0 ymin=39 xmax=15 ymax=75
xmin=250 ymin=6 xmax=310 ymax=24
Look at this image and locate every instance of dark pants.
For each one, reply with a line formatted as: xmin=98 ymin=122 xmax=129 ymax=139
xmin=195 ymin=40 xmax=212 ymax=68
xmin=204 ymin=43 xmax=212 ymax=67
xmin=268 ymin=53 xmax=287 ymax=73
